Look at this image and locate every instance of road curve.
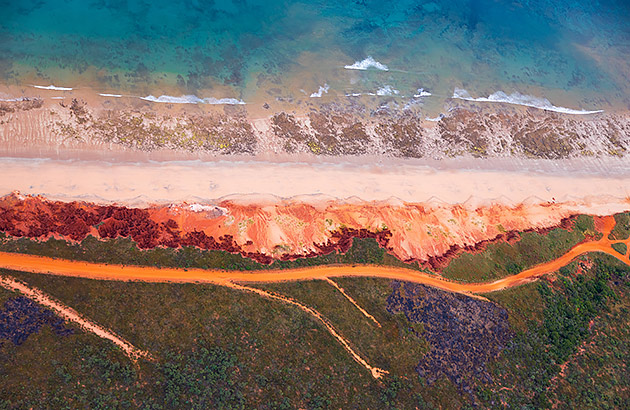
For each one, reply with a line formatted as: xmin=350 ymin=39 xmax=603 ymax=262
xmin=0 ymin=217 xmax=628 ymax=294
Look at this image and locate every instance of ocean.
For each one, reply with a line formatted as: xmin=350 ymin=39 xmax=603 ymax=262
xmin=1 ymin=0 xmax=630 ymax=116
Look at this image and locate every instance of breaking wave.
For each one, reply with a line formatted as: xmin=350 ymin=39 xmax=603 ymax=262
xmin=344 ymin=56 xmax=389 ymax=71
xmin=452 ymin=89 xmax=603 ymax=115
xmin=310 ymin=84 xmax=330 ymax=98
xmin=414 ymin=88 xmax=432 ymax=97
xmin=376 ymin=85 xmax=399 ymax=96
xmin=140 ymin=95 xmax=245 ymax=105
xmin=32 ymin=84 xmax=73 ymax=91
xmin=99 ymin=93 xmax=123 ymax=98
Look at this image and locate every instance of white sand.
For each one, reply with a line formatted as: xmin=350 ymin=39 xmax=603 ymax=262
xmin=2 ymin=157 xmax=630 ymax=209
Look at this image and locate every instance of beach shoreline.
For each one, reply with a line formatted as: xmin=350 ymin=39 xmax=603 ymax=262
xmin=2 ymin=83 xmax=629 ymax=163
xmin=1 ymin=156 xmax=629 ymax=208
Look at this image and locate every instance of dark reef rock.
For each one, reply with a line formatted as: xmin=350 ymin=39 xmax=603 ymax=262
xmin=0 ymin=98 xmax=44 ymax=117
xmin=0 ymin=296 xmax=74 ymax=346
xmin=387 ymin=281 xmax=512 ymax=394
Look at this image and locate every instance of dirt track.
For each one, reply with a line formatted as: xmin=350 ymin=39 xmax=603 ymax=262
xmin=0 ymin=275 xmax=152 ymax=361
xmin=0 ymin=216 xmax=627 ymax=294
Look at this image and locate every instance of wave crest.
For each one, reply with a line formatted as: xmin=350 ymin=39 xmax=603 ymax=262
xmin=32 ymin=84 xmax=73 ymax=91
xmin=140 ymin=95 xmax=245 ymax=105
xmin=344 ymin=56 xmax=389 ymax=71
xmin=376 ymin=85 xmax=399 ymax=96
xmin=310 ymin=84 xmax=330 ymax=98
xmin=414 ymin=88 xmax=432 ymax=98
xmin=452 ymin=89 xmax=603 ymax=115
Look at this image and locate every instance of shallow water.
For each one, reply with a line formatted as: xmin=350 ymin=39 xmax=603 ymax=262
xmin=1 ymin=0 xmax=629 ymax=115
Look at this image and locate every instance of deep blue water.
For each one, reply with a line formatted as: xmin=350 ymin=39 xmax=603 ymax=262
xmin=1 ymin=0 xmax=629 ymax=112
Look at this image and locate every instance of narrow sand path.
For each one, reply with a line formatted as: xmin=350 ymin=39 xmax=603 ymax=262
xmin=226 ymin=281 xmax=388 ymax=379
xmin=324 ymin=277 xmax=381 ymax=327
xmin=0 ymin=275 xmax=152 ymax=362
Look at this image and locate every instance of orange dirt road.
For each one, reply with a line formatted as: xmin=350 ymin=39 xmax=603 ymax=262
xmin=0 ymin=217 xmax=628 ymax=295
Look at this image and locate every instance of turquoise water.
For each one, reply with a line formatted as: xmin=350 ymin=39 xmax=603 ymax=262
xmin=1 ymin=0 xmax=629 ymax=112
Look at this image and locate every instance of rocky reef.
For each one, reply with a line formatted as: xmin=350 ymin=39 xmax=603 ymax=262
xmin=1 ymin=95 xmax=629 ymax=159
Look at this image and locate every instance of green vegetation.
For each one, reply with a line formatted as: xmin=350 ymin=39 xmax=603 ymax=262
xmin=443 ymin=216 xmax=593 ymax=282
xmin=550 ymin=271 xmax=630 ymax=409
xmin=6 ymin=253 xmax=627 ymax=409
xmin=1 ymin=268 xmax=438 ymax=409
xmin=0 ymin=234 xmax=422 ymax=272
xmin=612 ymin=242 xmax=627 ymax=255
xmin=0 ymin=323 xmax=245 ymax=409
xmin=257 ymin=278 xmax=429 ymax=378
xmin=609 ymin=212 xmax=630 ymax=240
xmin=481 ymin=255 xmax=630 ymax=409
xmin=3 ymin=214 xmax=630 ymax=408
xmin=484 ymin=281 xmax=543 ymax=331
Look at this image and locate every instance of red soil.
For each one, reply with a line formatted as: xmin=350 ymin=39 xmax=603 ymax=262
xmin=0 ymin=193 xmax=582 ymax=268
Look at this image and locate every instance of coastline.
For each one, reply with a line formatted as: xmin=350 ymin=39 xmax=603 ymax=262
xmin=2 ymin=82 xmax=629 ymax=162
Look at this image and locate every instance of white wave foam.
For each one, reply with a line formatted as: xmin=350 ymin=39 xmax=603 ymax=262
xmin=140 ymin=95 xmax=245 ymax=105
xmin=345 ymin=93 xmax=363 ymax=97
xmin=32 ymin=84 xmax=73 ymax=91
xmin=376 ymin=85 xmax=399 ymax=96
xmin=414 ymin=88 xmax=432 ymax=98
xmin=452 ymin=89 xmax=603 ymax=115
xmin=344 ymin=56 xmax=389 ymax=71
xmin=99 ymin=93 xmax=123 ymax=98
xmin=50 ymin=96 xmax=65 ymax=100
xmin=0 ymin=97 xmax=26 ymax=102
xmin=310 ymin=84 xmax=330 ymax=98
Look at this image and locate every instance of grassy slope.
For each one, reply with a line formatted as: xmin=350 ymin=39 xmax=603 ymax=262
xmin=609 ymin=212 xmax=630 ymax=240
xmin=0 ymin=234 xmax=422 ymax=272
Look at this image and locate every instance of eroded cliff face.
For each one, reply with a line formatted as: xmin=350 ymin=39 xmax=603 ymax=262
xmin=0 ymin=192 xmax=592 ymax=268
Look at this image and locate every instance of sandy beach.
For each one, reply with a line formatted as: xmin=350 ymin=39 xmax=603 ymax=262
xmin=2 ymin=156 xmax=629 ymax=208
